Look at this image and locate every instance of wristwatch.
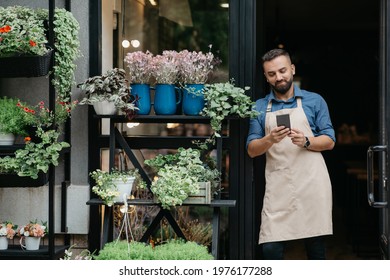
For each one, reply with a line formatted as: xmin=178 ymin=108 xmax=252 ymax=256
xmin=303 ymin=136 xmax=311 ymax=148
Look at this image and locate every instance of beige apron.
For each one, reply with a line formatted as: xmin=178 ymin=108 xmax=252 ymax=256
xmin=259 ymin=97 xmax=333 ymax=244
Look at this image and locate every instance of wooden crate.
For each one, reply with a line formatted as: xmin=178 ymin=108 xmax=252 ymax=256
xmin=184 ymin=181 xmax=211 ymax=204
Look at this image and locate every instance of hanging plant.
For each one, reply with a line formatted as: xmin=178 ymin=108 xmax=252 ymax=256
xmin=0 ymin=6 xmax=81 ymax=102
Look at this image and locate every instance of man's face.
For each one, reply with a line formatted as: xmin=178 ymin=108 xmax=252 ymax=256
xmin=263 ymin=55 xmax=295 ymax=95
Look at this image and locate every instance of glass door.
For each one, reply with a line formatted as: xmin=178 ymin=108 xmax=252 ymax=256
xmin=366 ymin=0 xmax=390 ymax=260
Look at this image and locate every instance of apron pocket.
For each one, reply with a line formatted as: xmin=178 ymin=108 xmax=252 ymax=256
xmin=264 ymin=169 xmax=298 ymax=213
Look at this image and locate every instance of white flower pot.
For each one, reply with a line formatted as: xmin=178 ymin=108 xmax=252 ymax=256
xmin=0 ymin=132 xmax=15 ymax=146
xmin=92 ymin=100 xmax=117 ymax=115
xmin=0 ymin=236 xmax=8 ymax=250
xmin=20 ymin=236 xmax=41 ymax=251
xmin=113 ymin=176 xmax=135 ymax=202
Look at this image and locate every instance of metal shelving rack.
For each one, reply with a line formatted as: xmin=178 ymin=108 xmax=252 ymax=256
xmin=87 ymin=114 xmax=237 ymax=259
xmin=0 ymin=1 xmax=69 ymax=260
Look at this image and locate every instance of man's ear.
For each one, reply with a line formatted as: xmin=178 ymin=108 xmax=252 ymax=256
xmin=291 ymin=64 xmax=296 ymax=75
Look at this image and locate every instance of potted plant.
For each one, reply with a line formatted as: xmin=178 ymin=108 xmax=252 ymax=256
xmin=150 ymin=50 xmax=181 ymax=115
xmin=78 ymin=68 xmax=138 ymax=118
xmin=178 ymin=46 xmax=222 ymax=115
xmin=0 ymin=6 xmax=81 ymax=103
xmin=18 ymin=219 xmax=47 ymax=251
xmin=90 ymin=168 xmax=146 ymax=206
xmin=0 ymin=220 xmax=18 ymax=250
xmin=198 ymin=80 xmax=261 ymax=147
xmin=0 ymin=97 xmax=36 ymax=145
xmin=0 ymin=127 xmax=70 ymax=180
xmin=124 ymin=50 xmax=154 ymax=115
xmin=124 ymin=50 xmax=154 ymax=84
xmin=94 ymin=239 xmax=213 ymax=260
xmin=144 ymin=147 xmax=221 ymax=209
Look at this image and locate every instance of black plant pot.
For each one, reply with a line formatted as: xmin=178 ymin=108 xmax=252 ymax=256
xmin=0 ymin=172 xmax=49 ymax=188
xmin=0 ymin=48 xmax=53 ymax=78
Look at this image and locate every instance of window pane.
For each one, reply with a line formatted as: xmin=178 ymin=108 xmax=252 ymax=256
xmin=117 ymin=0 xmax=229 ymax=82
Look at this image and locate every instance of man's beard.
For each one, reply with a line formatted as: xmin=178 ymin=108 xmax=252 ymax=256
xmin=271 ymin=79 xmax=293 ymax=95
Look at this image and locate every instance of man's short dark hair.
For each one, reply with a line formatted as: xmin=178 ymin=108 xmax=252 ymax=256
xmin=262 ymin=49 xmax=291 ymax=64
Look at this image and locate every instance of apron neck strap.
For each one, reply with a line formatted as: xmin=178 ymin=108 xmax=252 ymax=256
xmin=266 ymin=96 xmax=302 ymax=112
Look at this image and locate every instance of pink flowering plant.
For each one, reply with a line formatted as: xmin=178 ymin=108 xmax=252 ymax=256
xmin=0 ymin=221 xmax=18 ymax=239
xmin=124 ymin=50 xmax=154 ymax=84
xmin=150 ymin=50 xmax=181 ymax=84
xmin=18 ymin=220 xmax=47 ymax=238
xmin=178 ymin=45 xmax=221 ymax=84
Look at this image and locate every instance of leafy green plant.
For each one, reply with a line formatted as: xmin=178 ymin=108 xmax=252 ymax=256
xmin=0 ymin=97 xmax=35 ymax=135
xmin=94 ymin=239 xmax=213 ymax=260
xmin=0 ymin=6 xmax=47 ymax=57
xmin=47 ymin=8 xmax=81 ymax=102
xmin=90 ymin=168 xmax=146 ymax=206
xmin=0 ymin=6 xmax=81 ymax=103
xmin=78 ymin=68 xmax=138 ymax=118
xmin=0 ymin=127 xmax=70 ymax=179
xmin=199 ymin=80 xmax=260 ymax=146
xmin=144 ymin=147 xmax=221 ymax=209
xmin=17 ymin=99 xmax=78 ymax=129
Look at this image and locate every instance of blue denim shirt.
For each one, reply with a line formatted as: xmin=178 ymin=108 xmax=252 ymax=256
xmin=246 ymin=85 xmax=336 ymax=148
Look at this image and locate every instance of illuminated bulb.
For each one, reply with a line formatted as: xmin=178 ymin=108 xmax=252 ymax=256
xmin=220 ymin=3 xmax=229 ymax=8
xmin=126 ymin=122 xmax=140 ymax=128
xmin=122 ymin=39 xmax=130 ymax=48
xmin=166 ymin=123 xmax=179 ymax=129
xmin=131 ymin=40 xmax=140 ymax=48
xmin=149 ymin=0 xmax=157 ymax=6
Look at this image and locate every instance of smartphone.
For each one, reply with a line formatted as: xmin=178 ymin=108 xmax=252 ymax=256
xmin=276 ymin=114 xmax=291 ymax=130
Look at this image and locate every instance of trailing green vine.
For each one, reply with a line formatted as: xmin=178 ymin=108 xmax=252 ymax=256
xmin=37 ymin=8 xmax=81 ymax=102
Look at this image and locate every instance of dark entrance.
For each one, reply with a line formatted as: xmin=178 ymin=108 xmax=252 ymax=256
xmin=254 ymin=0 xmax=381 ymax=259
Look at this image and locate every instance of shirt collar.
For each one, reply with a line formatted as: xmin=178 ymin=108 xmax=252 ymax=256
xmin=269 ymin=84 xmax=303 ymax=103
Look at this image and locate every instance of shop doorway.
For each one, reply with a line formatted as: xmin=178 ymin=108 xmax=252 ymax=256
xmin=260 ymin=0 xmax=381 ymax=259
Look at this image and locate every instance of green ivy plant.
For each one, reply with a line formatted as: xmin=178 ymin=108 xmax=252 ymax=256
xmin=37 ymin=8 xmax=81 ymax=102
xmin=144 ymin=147 xmax=221 ymax=209
xmin=89 ymin=168 xmax=146 ymax=206
xmin=0 ymin=126 xmax=70 ymax=179
xmin=198 ymin=80 xmax=260 ymax=148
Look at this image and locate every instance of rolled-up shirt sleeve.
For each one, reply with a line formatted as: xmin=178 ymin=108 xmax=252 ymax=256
xmin=246 ymin=101 xmax=266 ymax=149
xmin=313 ymin=95 xmax=336 ymax=142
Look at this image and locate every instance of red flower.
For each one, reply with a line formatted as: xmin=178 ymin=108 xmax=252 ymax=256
xmin=0 ymin=25 xmax=11 ymax=33
xmin=24 ymin=136 xmax=32 ymax=142
xmin=29 ymin=40 xmax=36 ymax=47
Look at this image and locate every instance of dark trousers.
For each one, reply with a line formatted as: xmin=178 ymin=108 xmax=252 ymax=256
xmin=262 ymin=236 xmax=326 ymax=260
